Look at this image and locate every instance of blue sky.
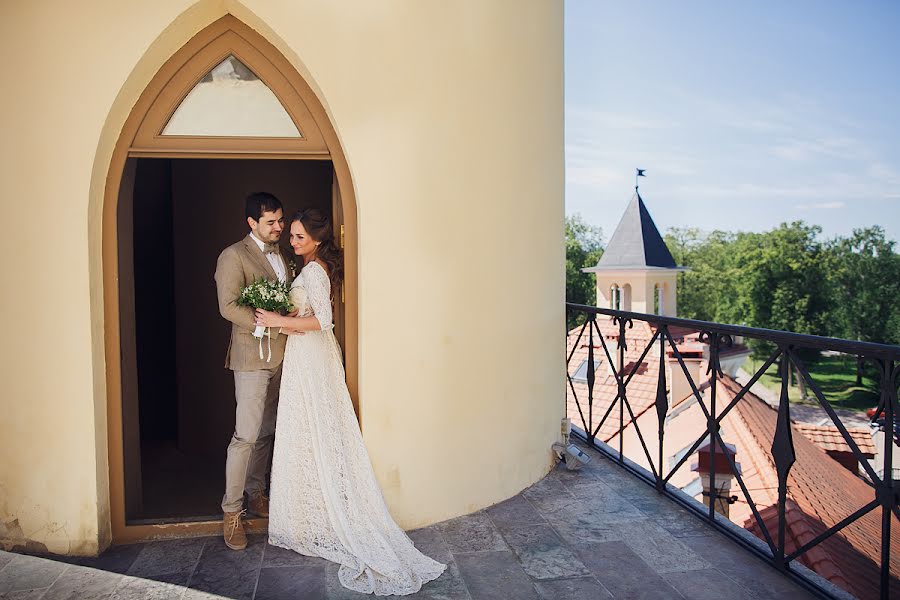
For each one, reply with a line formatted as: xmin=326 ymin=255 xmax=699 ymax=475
xmin=565 ymin=1 xmax=900 ymax=242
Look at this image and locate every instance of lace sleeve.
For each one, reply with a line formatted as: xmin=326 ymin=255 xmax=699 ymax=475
xmin=304 ymin=263 xmax=334 ymax=331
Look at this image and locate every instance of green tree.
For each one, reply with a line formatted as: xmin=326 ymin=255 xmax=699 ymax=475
xmin=732 ymin=223 xmax=832 ymax=334
xmin=665 ymin=228 xmax=741 ymax=323
xmin=666 ymin=221 xmax=900 ymax=402
xmin=827 ymin=226 xmax=900 ymax=345
xmin=566 ymin=214 xmax=603 ymax=327
xmin=736 ymin=222 xmax=834 ymax=398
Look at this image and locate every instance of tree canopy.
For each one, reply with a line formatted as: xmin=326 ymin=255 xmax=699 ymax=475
xmin=566 ymin=214 xmax=603 ymax=318
xmin=566 ymin=215 xmax=900 ymax=346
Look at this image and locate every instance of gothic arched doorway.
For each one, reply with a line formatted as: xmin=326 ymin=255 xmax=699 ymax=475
xmin=102 ymin=15 xmax=358 ymax=543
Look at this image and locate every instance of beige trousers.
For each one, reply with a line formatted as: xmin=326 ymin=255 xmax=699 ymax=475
xmin=221 ymin=366 xmax=281 ymax=512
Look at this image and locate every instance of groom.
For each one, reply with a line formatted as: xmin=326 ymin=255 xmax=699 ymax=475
xmin=214 ymin=191 xmax=294 ymax=551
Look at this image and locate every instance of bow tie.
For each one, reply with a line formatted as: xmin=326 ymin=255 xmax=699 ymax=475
xmin=263 ymin=243 xmax=279 ymax=255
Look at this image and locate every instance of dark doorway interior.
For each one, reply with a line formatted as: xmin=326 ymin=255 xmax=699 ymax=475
xmin=124 ymin=157 xmax=333 ymax=522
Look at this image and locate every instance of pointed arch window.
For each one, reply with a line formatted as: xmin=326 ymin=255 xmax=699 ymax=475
xmin=162 ymin=55 xmax=301 ymax=138
xmin=130 ymin=27 xmax=327 ymax=155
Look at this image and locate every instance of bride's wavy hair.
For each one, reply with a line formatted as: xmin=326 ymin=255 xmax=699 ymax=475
xmin=291 ymin=207 xmax=343 ymax=293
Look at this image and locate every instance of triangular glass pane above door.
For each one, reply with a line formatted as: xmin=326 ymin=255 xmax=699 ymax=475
xmin=162 ymin=55 xmax=302 ymax=138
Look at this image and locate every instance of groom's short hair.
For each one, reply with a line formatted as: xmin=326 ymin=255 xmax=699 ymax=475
xmin=245 ymin=192 xmax=283 ymax=222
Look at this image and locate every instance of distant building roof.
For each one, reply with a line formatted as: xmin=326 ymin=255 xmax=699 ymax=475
xmin=585 ymin=353 xmax=900 ymax=599
xmin=793 ymin=422 xmax=876 ymax=457
xmin=584 ymin=191 xmax=681 ymax=271
xmin=566 ymin=318 xmax=661 ymax=441
xmin=722 ymin=377 xmax=899 ymax=600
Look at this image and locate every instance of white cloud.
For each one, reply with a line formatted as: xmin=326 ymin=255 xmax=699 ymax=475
xmin=681 ymin=182 xmax=823 ymax=199
xmin=796 ymin=202 xmax=846 ymax=210
xmin=566 ymin=106 xmax=677 ymax=131
xmin=566 ymin=164 xmax=621 ymax=187
xmin=867 ymin=162 xmax=900 ymax=184
xmin=565 ymin=143 xmax=701 ymax=190
xmin=770 ymin=136 xmax=868 ymax=162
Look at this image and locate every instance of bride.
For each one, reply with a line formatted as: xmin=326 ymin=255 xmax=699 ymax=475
xmin=254 ymin=208 xmax=445 ymax=596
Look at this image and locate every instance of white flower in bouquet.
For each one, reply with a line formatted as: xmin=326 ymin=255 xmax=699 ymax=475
xmin=236 ymin=278 xmax=294 ymax=360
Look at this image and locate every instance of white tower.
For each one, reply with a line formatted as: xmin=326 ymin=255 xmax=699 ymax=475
xmin=583 ymin=191 xmax=685 ymax=316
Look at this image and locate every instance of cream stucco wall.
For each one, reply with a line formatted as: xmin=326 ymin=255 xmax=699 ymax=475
xmin=0 ymin=0 xmax=563 ymax=554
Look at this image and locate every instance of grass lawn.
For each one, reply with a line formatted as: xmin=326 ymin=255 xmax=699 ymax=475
xmin=745 ymin=353 xmax=880 ymax=412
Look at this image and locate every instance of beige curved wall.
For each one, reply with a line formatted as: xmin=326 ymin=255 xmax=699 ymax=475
xmin=0 ymin=0 xmax=563 ymax=554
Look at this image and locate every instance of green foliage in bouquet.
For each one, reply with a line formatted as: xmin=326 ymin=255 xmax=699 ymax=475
xmin=237 ymin=277 xmax=294 ymax=313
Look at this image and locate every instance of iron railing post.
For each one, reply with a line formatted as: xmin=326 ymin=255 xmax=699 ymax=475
xmin=878 ymin=359 xmax=896 ymax=600
xmin=586 ymin=313 xmax=595 ymax=444
xmin=655 ymin=326 xmax=668 ymax=492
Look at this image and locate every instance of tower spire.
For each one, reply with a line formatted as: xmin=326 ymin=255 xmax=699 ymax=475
xmin=582 ymin=180 xmax=687 ymax=317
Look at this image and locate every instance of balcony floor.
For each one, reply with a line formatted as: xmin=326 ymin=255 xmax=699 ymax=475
xmin=0 ymin=442 xmax=818 ymax=600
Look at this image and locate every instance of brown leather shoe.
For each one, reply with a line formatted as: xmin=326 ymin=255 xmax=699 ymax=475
xmin=223 ymin=509 xmax=247 ymax=550
xmin=248 ymin=491 xmax=270 ymax=518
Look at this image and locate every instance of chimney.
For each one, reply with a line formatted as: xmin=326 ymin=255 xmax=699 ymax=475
xmin=871 ymin=418 xmax=899 ymax=482
xmin=691 ymin=439 xmax=740 ymax=518
xmin=668 ymin=355 xmax=703 ymax=405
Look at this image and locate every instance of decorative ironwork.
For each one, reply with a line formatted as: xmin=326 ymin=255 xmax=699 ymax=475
xmin=565 ymin=302 xmax=900 ymax=600
xmin=771 ymin=347 xmax=797 ymax=570
xmin=655 ymin=327 xmax=668 ymax=491
xmin=699 ymin=331 xmax=733 ymax=378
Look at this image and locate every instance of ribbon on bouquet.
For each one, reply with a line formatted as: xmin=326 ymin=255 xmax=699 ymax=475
xmin=253 ymin=325 xmax=273 ymax=362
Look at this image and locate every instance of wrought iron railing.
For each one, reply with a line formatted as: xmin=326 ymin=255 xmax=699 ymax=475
xmin=566 ymin=303 xmax=899 ymax=600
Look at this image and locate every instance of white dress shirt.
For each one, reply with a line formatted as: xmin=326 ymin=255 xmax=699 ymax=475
xmin=250 ymin=232 xmax=287 ymax=282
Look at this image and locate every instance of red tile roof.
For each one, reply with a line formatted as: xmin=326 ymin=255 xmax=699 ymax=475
xmin=568 ymin=318 xmax=897 ymax=598
xmin=598 ymin=364 xmax=897 ymax=599
xmin=566 ymin=318 xmax=661 ymax=442
xmin=718 ymin=377 xmax=899 ymax=600
xmin=664 ymin=325 xmax=701 ymax=339
xmin=793 ymin=422 xmax=876 ymax=457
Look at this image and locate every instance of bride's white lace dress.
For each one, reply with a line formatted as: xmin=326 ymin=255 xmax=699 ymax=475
xmin=268 ymin=261 xmax=446 ymax=596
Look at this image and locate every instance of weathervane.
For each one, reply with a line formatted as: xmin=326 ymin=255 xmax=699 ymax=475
xmin=635 ymin=168 xmax=646 ymax=192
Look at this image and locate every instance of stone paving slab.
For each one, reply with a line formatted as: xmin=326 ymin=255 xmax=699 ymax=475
xmin=661 ymin=568 xmax=760 ymax=600
xmin=678 ymin=533 xmax=815 ymax=599
xmin=109 ymin=573 xmax=191 ymax=600
xmin=614 ymin=520 xmax=710 ymax=574
xmin=533 ymin=575 xmax=613 ymax=600
xmin=125 ymin=537 xmax=207 ymax=579
xmin=484 ymin=496 xmax=544 ymax=529
xmin=0 ymin=442 xmax=821 ymax=599
xmin=185 ymin=535 xmax=265 ymax=600
xmin=435 ymin=513 xmax=507 ymax=554
xmin=574 ymin=541 xmax=686 ymax=600
xmin=60 ymin=544 xmax=144 ymax=576
xmin=0 ymin=555 xmax=67 ymax=596
xmin=41 ymin=566 xmax=122 ymax=600
xmin=0 ymin=590 xmax=53 ymax=600
xmin=255 ymin=565 xmax=325 ymax=600
xmin=455 ymin=551 xmax=538 ymax=600
xmin=499 ymin=523 xmax=590 ymax=580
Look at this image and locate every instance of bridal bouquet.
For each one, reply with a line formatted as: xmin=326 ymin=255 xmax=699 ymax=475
xmin=237 ymin=277 xmax=293 ymax=360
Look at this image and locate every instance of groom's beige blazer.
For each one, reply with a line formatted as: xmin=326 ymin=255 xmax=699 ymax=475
xmin=215 ymin=235 xmax=295 ymax=371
